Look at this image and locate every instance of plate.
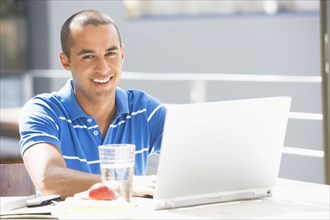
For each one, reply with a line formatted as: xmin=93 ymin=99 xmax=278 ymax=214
xmin=51 ymin=197 xmax=138 ymax=219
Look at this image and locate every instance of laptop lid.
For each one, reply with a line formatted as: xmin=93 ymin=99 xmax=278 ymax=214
xmin=154 ymin=96 xmax=292 ymax=210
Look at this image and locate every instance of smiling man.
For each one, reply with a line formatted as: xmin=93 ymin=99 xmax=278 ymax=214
xmin=19 ymin=10 xmax=166 ymax=199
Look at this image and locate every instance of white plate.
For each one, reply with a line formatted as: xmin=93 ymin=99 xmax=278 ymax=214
xmin=51 ymin=197 xmax=138 ymax=219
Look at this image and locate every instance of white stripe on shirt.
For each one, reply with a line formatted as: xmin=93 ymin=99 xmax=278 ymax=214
xmin=59 ymin=116 xmax=99 ymax=130
xmin=135 ymin=148 xmax=149 ymax=154
xmin=110 ymin=108 xmax=147 ymax=128
xmin=59 ymin=116 xmax=72 ymax=123
xmin=23 ymin=133 xmax=59 ymax=143
xmin=88 ymin=125 xmax=99 ymax=130
xmin=132 ymin=108 xmax=147 ymax=116
xmin=73 ymin=125 xmax=87 ymax=129
xmin=58 ymin=106 xmax=156 ymax=131
xmin=44 ymin=115 xmax=59 ymax=131
xmin=63 ymin=155 xmax=100 ymax=165
xmin=148 ymin=104 xmax=163 ymax=122
xmin=63 ymin=149 xmax=148 ymax=164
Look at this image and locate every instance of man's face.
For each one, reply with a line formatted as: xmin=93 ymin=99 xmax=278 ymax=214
xmin=60 ymin=24 xmax=125 ymax=104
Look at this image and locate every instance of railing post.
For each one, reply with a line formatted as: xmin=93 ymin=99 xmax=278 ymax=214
xmin=22 ymin=71 xmax=34 ymax=104
xmin=190 ymin=80 xmax=207 ymax=103
xmin=320 ymin=0 xmax=330 ymax=185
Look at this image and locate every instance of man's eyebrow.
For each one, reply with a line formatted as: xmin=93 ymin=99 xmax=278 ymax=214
xmin=106 ymin=46 xmax=119 ymax=51
xmin=78 ymin=46 xmax=119 ymax=56
xmin=78 ymin=49 xmax=94 ymax=56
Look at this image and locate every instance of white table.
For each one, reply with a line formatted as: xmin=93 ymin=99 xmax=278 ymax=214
xmin=1 ymin=178 xmax=329 ymax=219
xmin=132 ymin=178 xmax=329 ymax=219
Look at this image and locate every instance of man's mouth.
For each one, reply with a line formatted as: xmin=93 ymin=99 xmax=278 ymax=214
xmin=92 ymin=77 xmax=112 ymax=84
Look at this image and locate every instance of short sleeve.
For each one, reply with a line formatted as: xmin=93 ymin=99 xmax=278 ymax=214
xmin=146 ymin=96 xmax=167 ymax=154
xmin=19 ymin=96 xmax=61 ymax=156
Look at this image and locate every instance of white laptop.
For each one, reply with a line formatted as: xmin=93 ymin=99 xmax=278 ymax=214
xmin=154 ymin=96 xmax=291 ymax=210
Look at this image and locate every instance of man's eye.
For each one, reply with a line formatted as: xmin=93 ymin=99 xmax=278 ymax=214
xmin=83 ymin=55 xmax=93 ymax=59
xmin=106 ymin=51 xmax=116 ymax=57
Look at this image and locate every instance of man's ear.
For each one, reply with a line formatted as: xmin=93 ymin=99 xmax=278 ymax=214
xmin=120 ymin=44 xmax=125 ymax=61
xmin=60 ymin=52 xmax=71 ymax=70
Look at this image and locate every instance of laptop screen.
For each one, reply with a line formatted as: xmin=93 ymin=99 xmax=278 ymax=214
xmin=154 ymin=96 xmax=291 ymax=209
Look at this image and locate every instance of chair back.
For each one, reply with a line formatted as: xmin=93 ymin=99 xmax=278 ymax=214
xmin=0 ymin=163 xmax=35 ymax=196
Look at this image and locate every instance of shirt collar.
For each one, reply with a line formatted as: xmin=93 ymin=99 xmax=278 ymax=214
xmin=57 ymin=79 xmax=130 ymax=121
xmin=115 ymin=87 xmax=130 ymax=116
xmin=57 ymin=79 xmax=87 ymax=121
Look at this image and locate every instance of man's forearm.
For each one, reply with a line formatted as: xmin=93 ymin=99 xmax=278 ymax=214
xmin=23 ymin=143 xmax=101 ymax=199
xmin=37 ymin=166 xmax=101 ymax=199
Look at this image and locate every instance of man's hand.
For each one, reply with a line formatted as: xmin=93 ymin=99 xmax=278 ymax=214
xmin=132 ymin=175 xmax=157 ymax=197
xmin=74 ymin=175 xmax=157 ymax=199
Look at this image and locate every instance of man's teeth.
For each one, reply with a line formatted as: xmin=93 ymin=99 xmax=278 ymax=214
xmin=93 ymin=78 xmax=110 ymax=83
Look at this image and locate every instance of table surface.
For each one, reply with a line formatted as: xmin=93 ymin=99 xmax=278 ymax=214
xmin=1 ymin=178 xmax=329 ymax=219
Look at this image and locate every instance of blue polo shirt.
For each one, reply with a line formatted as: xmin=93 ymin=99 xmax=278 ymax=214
xmin=19 ymin=79 xmax=166 ymax=175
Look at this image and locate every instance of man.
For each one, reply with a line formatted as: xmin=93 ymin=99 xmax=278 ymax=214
xmin=19 ymin=10 xmax=166 ymax=199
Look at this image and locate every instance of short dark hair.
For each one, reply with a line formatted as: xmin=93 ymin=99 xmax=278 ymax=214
xmin=60 ymin=10 xmax=122 ymax=58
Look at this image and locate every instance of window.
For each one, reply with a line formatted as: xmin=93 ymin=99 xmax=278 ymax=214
xmin=0 ymin=0 xmax=27 ymax=71
xmin=124 ymin=0 xmax=319 ymax=19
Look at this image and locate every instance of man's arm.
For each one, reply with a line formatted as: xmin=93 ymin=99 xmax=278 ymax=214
xmin=23 ymin=143 xmax=101 ymax=199
xmin=23 ymin=143 xmax=157 ymax=199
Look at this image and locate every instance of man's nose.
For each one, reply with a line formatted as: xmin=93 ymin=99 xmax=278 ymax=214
xmin=95 ymin=57 xmax=110 ymax=74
